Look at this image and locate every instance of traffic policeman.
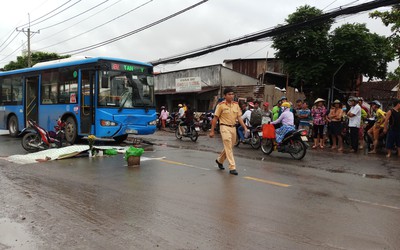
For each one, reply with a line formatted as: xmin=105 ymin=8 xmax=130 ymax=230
xmin=209 ymin=87 xmax=248 ymax=175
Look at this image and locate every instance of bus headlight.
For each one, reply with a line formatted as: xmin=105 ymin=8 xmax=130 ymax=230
xmin=100 ymin=120 xmax=117 ymax=126
xmin=148 ymin=120 xmax=157 ymax=126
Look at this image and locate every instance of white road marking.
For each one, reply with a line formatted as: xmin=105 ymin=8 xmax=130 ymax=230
xmin=347 ymin=198 xmax=400 ymax=211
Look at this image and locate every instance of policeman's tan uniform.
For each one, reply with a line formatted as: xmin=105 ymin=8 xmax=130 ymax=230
xmin=214 ymin=100 xmax=242 ymax=170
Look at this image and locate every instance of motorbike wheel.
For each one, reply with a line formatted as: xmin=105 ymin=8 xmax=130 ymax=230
xmin=190 ymin=129 xmax=199 ymax=142
xmin=21 ymin=132 xmax=42 ymax=152
xmin=201 ymin=121 xmax=209 ymax=132
xmin=169 ymin=121 xmax=178 ymax=131
xmin=250 ymin=133 xmax=261 ymax=149
xmin=175 ymin=128 xmax=183 ymax=140
xmin=364 ymin=133 xmax=372 ymax=151
xmin=289 ymin=139 xmax=307 ymax=160
xmin=261 ymin=138 xmax=274 ymax=155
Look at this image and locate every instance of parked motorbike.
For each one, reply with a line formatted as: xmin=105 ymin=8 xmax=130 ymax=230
xmin=21 ymin=118 xmax=66 ymax=152
xmin=168 ymin=112 xmax=179 ymax=130
xmin=261 ymin=129 xmax=308 ymax=160
xmin=363 ymin=117 xmax=386 ymax=151
xmin=175 ymin=122 xmax=200 ymax=142
xmin=235 ymin=125 xmax=262 ymax=149
xmin=200 ymin=112 xmax=213 ymax=132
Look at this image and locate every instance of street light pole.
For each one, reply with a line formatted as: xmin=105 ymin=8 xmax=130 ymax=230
xmin=330 ymin=62 xmax=345 ymax=107
xmin=16 ymin=13 xmax=39 ymax=67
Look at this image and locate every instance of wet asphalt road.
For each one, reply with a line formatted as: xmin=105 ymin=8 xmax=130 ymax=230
xmin=0 ymin=130 xmax=400 ymax=249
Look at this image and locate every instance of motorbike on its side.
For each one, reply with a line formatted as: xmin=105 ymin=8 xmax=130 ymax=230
xmin=260 ymin=129 xmax=308 ymax=160
xmin=20 ymin=118 xmax=66 ymax=152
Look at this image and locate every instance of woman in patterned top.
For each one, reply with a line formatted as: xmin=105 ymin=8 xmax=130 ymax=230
xmin=311 ymin=98 xmax=327 ymax=149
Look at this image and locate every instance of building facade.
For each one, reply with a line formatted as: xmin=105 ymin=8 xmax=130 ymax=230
xmin=155 ymin=64 xmax=258 ymax=112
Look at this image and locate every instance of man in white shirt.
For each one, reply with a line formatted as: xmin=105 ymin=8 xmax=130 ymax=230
xmin=177 ymin=104 xmax=185 ymax=135
xmin=178 ymin=104 xmax=185 ymax=118
xmin=238 ymin=102 xmax=254 ymax=141
xmin=347 ymin=97 xmax=361 ymax=153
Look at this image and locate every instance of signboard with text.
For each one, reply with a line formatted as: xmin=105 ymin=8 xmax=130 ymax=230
xmin=175 ymin=77 xmax=201 ymax=93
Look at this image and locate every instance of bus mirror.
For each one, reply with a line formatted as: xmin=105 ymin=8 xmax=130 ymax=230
xmin=147 ymin=76 xmax=154 ymax=86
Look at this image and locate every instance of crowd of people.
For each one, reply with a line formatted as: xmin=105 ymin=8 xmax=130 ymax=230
xmin=230 ymin=94 xmax=400 ymax=157
xmin=248 ymin=95 xmax=400 ymax=157
xmin=159 ymin=94 xmax=400 ymax=159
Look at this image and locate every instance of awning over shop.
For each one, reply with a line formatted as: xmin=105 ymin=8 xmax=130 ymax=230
xmin=155 ymin=87 xmax=219 ymax=95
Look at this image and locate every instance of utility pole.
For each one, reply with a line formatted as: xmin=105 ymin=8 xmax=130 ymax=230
xmin=16 ymin=14 xmax=39 ymax=67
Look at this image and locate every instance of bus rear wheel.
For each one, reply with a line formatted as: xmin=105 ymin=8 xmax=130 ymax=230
xmin=65 ymin=117 xmax=77 ymax=144
xmin=8 ymin=115 xmax=19 ymax=137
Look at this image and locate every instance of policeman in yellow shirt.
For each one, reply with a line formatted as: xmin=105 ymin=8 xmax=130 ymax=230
xmin=368 ymin=100 xmax=386 ymax=154
xmin=209 ymin=87 xmax=248 ymax=175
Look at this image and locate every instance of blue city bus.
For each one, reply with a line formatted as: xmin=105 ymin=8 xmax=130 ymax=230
xmin=0 ymin=57 xmax=157 ymax=143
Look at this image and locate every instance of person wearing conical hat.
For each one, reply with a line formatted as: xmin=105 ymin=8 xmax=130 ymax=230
xmin=311 ymin=98 xmax=327 ymax=149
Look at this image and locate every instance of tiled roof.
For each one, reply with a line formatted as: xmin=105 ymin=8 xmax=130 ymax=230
xmin=359 ymin=81 xmax=398 ymax=101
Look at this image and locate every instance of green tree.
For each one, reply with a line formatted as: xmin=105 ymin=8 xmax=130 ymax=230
xmin=272 ymin=5 xmax=333 ymax=97
xmin=3 ymin=52 xmax=70 ymax=71
xmin=387 ymin=68 xmax=400 ymax=81
xmin=272 ymin=5 xmax=396 ymax=99
xmin=370 ymin=4 xmax=400 ymax=79
xmin=330 ymin=23 xmax=395 ymax=90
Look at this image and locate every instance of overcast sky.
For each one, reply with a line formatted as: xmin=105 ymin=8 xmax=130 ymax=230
xmin=0 ymin=0 xmax=397 ymax=73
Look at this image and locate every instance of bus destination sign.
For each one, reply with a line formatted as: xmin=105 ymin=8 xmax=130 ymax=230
xmin=110 ymin=63 xmax=147 ymax=73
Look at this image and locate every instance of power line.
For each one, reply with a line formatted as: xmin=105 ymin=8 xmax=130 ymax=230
xmin=36 ymin=0 xmax=153 ymax=51
xmin=17 ymin=0 xmax=73 ymax=29
xmin=33 ymin=0 xmax=122 ymax=45
xmin=0 ymin=30 xmax=18 ymax=51
xmin=39 ymin=0 xmax=109 ymax=31
xmin=27 ymin=0 xmax=83 ymax=28
xmin=0 ymin=32 xmax=39 ymax=64
xmin=0 ymin=43 xmax=26 ymax=64
xmin=0 ymin=32 xmax=21 ymax=55
xmin=150 ymin=0 xmax=398 ymax=65
xmin=59 ymin=0 xmax=209 ymax=55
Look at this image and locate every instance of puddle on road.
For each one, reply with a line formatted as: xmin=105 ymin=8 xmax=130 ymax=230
xmin=327 ymin=169 xmax=346 ymax=173
xmin=0 ymin=218 xmax=37 ymax=249
xmin=363 ymin=174 xmax=385 ymax=179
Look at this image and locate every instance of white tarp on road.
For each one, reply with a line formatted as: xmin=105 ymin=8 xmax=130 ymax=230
xmin=4 ymin=145 xmax=157 ymax=165
xmin=5 ymin=145 xmax=90 ymax=164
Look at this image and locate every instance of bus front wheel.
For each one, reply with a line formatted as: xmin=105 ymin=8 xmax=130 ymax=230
xmin=8 ymin=115 xmax=19 ymax=137
xmin=65 ymin=117 xmax=77 ymax=144
xmin=114 ymin=134 xmax=128 ymax=144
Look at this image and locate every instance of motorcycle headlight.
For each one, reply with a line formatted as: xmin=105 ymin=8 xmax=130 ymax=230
xmin=148 ymin=120 xmax=157 ymax=126
xmin=100 ymin=120 xmax=117 ymax=126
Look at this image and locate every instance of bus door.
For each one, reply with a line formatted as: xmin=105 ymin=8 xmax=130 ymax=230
xmin=25 ymin=76 xmax=39 ymax=125
xmin=80 ymin=70 xmax=95 ymax=134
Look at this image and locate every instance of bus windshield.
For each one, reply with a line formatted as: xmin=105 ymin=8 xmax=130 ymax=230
xmin=98 ymin=70 xmax=154 ymax=108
